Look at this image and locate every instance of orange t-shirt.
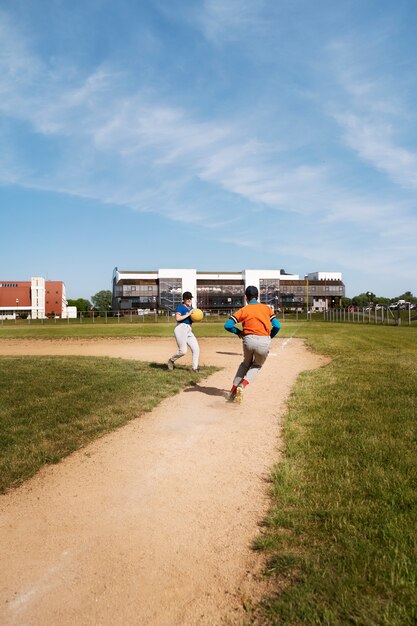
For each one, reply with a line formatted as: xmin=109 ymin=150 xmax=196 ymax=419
xmin=230 ymin=302 xmax=274 ymax=336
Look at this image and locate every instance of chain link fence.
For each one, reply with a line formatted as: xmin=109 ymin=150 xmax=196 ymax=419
xmin=321 ymin=304 xmax=417 ymax=326
xmin=1 ymin=305 xmax=416 ymax=326
xmin=0 ymin=309 xmax=234 ymax=325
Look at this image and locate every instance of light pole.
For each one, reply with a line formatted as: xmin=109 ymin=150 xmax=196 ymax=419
xmin=366 ymin=291 xmax=372 ymax=324
xmin=305 ymin=277 xmax=309 ymax=320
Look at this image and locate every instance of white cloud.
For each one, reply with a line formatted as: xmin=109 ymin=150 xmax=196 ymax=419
xmin=1 ymin=6 xmax=416 ymax=265
xmin=336 ymin=112 xmax=417 ymax=190
xmin=325 ymin=33 xmax=417 ymax=190
xmin=0 ymin=14 xmax=43 ymax=110
xmin=0 ymin=26 xmax=329 ymax=221
xmin=199 ymin=0 xmax=266 ymax=41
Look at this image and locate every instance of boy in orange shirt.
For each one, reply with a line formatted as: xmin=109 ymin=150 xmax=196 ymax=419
xmin=224 ymin=285 xmax=280 ymax=402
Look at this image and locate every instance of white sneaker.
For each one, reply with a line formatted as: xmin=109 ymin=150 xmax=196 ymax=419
xmin=167 ymin=359 xmax=174 ymax=371
xmin=234 ymin=385 xmax=244 ymax=403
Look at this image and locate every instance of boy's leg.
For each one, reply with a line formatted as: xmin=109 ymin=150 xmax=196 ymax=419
xmin=243 ymin=336 xmax=271 ymax=383
xmin=232 ymin=340 xmax=254 ymax=387
xmin=187 ymin=329 xmax=200 ymax=370
xmin=170 ymin=324 xmax=189 ymax=363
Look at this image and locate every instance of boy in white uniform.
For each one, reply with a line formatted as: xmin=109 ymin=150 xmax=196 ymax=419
xmin=168 ymin=291 xmax=200 ymax=372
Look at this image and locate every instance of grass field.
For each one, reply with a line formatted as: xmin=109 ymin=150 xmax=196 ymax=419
xmin=0 ymin=356 xmax=216 ymax=493
xmin=1 ymin=322 xmax=416 ymax=624
xmin=0 ymin=310 xmax=416 ymax=338
xmin=252 ymin=324 xmax=417 ymax=625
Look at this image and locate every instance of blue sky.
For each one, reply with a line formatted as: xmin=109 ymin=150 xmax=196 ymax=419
xmin=1 ymin=0 xmax=416 ymax=300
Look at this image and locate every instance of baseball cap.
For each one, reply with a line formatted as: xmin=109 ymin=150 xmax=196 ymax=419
xmin=182 ymin=291 xmax=193 ymax=300
xmin=245 ymin=285 xmax=258 ymax=300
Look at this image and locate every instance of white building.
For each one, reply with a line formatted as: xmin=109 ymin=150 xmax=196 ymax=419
xmin=113 ymin=268 xmax=345 ymax=312
xmin=307 ymin=272 xmax=343 ymax=281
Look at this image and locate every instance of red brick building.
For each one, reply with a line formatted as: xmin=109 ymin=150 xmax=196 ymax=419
xmin=0 ymin=277 xmax=67 ymax=319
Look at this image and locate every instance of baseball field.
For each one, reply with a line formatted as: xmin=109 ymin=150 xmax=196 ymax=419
xmin=0 ymin=321 xmax=416 ymax=625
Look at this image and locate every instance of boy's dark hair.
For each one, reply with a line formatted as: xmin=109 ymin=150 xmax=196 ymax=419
xmin=245 ymin=285 xmax=258 ymax=300
xmin=182 ymin=291 xmax=193 ymax=300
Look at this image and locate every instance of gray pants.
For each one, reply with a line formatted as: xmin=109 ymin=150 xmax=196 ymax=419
xmin=233 ymin=334 xmax=271 ymax=386
xmin=170 ymin=323 xmax=200 ymax=370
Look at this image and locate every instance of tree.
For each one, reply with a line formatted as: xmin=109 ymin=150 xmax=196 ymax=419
xmin=342 ymin=291 xmax=415 ymax=307
xmin=67 ymin=298 xmax=91 ymax=312
xmin=352 ymin=293 xmax=369 ymax=307
xmin=398 ymin=291 xmax=416 ymax=303
xmin=375 ymin=296 xmax=390 ymax=305
xmin=91 ymin=290 xmax=112 ymax=312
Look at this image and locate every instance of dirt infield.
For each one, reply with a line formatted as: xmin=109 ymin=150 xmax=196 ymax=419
xmin=0 ymin=337 xmax=327 ymax=625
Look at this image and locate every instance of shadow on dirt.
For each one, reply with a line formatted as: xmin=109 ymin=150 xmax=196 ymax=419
xmin=149 ymin=362 xmax=194 ymax=372
xmin=216 ymin=351 xmax=241 ymax=356
xmin=184 ymin=384 xmax=228 ymax=398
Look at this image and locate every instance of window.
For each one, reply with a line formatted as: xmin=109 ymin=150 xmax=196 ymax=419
xmin=259 ymin=279 xmax=280 ymax=308
xmin=159 ymin=278 xmax=182 ymax=310
xmin=197 ymin=279 xmax=245 ymax=310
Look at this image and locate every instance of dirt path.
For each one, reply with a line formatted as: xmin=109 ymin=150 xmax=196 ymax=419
xmin=0 ymin=337 xmax=326 ymax=625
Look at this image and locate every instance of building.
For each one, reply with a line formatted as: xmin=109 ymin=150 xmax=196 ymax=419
xmin=112 ymin=268 xmax=345 ymax=313
xmin=0 ymin=277 xmax=68 ymax=320
xmin=305 ymin=272 xmax=346 ymax=311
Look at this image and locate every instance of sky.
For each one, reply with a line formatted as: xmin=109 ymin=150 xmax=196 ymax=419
xmin=1 ymin=0 xmax=416 ymax=300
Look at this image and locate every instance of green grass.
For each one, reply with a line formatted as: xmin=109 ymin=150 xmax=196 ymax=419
xmin=0 ymin=356 xmax=216 ymax=493
xmin=251 ymin=324 xmax=417 ymax=625
xmin=0 ymin=321 xmax=177 ymax=338
xmin=0 ymin=320 xmax=222 ymax=338
xmin=0 ymin=315 xmax=415 ymax=339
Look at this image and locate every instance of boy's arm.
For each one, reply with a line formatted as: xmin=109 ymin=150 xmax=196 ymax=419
xmin=270 ymin=317 xmax=281 ymax=338
xmin=224 ymin=315 xmax=243 ymax=337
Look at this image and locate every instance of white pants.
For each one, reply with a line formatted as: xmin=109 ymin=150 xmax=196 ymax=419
xmin=170 ymin=323 xmax=200 ymax=370
xmin=233 ymin=334 xmax=271 ymax=386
